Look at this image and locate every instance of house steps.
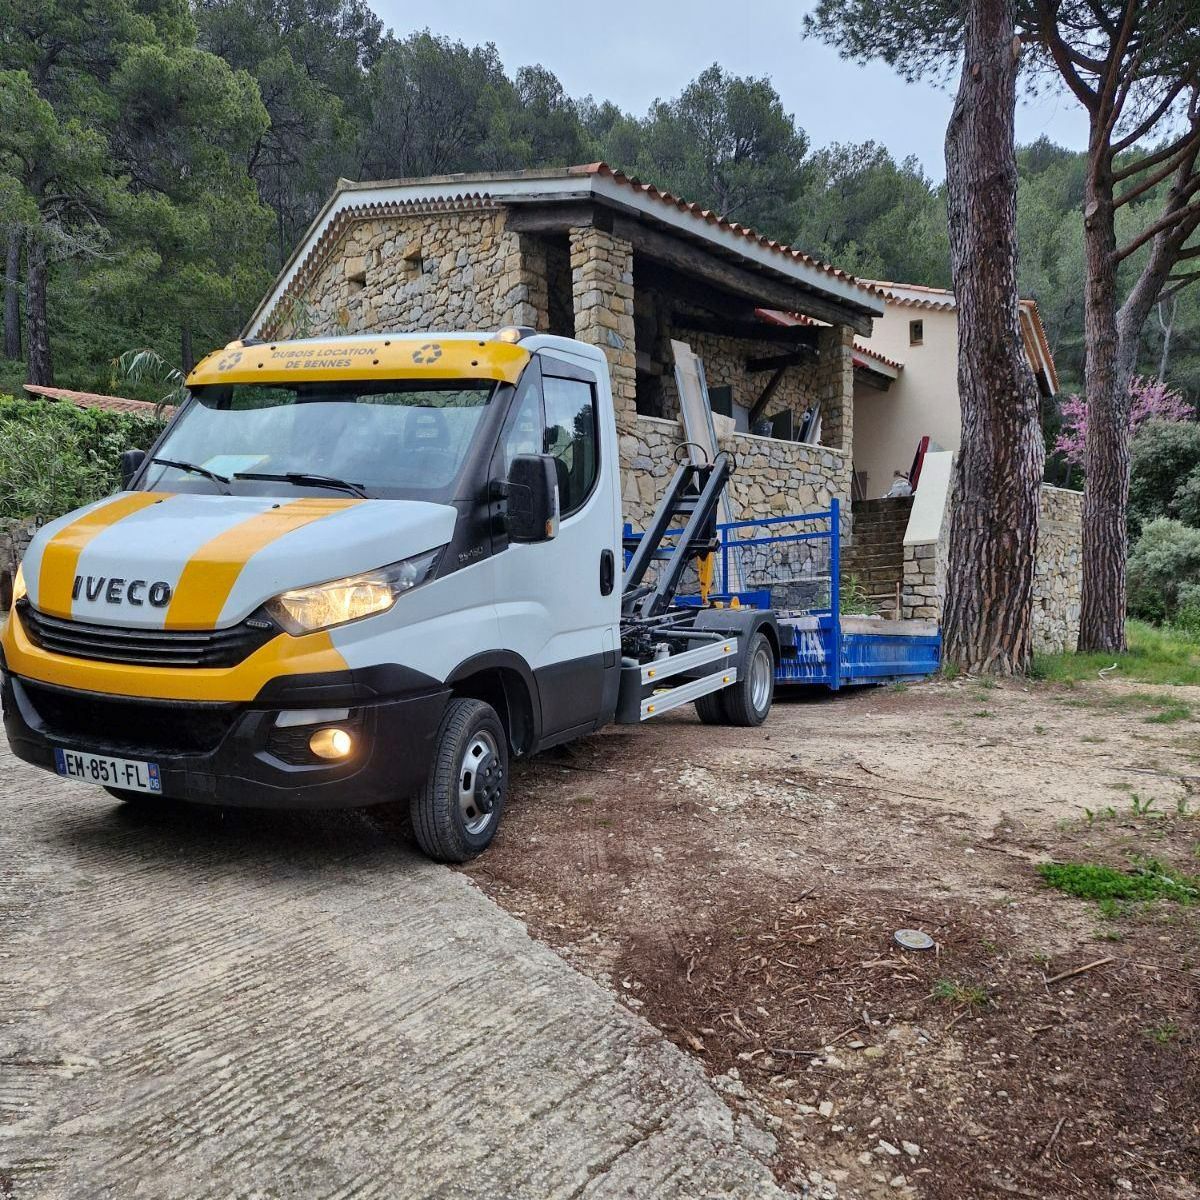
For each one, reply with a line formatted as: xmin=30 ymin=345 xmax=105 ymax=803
xmin=841 ymin=496 xmax=913 ymax=618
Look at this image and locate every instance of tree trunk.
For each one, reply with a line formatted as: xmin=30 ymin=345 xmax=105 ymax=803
xmin=1156 ymin=297 xmax=1175 ymax=380
xmin=24 ymin=235 xmax=52 ymax=386
xmin=1079 ymin=140 xmax=1200 ymax=652
xmin=3 ymin=228 xmax=20 ymax=360
xmin=941 ymin=0 xmax=1044 ymax=674
xmin=1077 ymin=163 xmax=1127 ymax=652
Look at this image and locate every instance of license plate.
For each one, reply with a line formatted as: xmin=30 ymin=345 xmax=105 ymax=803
xmin=54 ymin=747 xmax=162 ymax=794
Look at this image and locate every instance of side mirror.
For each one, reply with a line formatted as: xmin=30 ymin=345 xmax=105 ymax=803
xmin=505 ymin=454 xmax=559 ymax=543
xmin=120 ymin=449 xmax=146 ymax=489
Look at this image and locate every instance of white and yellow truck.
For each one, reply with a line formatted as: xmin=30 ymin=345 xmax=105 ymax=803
xmin=1 ymin=329 xmax=778 ymax=860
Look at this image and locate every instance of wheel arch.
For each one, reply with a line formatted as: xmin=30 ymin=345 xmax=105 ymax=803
xmin=688 ymin=608 xmax=780 ymax=664
xmin=445 ymin=651 xmax=540 ymax=756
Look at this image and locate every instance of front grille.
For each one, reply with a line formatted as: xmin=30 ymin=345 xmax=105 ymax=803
xmin=21 ymin=680 xmax=238 ymax=754
xmin=16 ymin=599 xmax=278 ymax=668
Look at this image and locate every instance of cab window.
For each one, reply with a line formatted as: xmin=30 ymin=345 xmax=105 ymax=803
xmin=542 ymin=375 xmax=598 ymax=516
xmin=499 ymin=376 xmax=545 ymax=476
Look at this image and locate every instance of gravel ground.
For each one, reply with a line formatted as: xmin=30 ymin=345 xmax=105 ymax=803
xmin=472 ymin=677 xmax=1200 ymax=1200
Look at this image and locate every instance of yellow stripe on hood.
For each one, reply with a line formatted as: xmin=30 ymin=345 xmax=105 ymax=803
xmin=38 ymin=493 xmax=171 ymax=618
xmin=164 ymin=497 xmax=362 ymax=630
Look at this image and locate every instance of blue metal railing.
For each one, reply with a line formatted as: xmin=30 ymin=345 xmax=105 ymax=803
xmin=622 ymin=496 xmax=939 ymax=691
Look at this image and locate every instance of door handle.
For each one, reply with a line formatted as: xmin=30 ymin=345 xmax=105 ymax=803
xmin=600 ymin=549 xmax=615 ymax=596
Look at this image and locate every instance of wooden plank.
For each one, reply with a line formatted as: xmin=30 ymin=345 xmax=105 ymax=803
xmin=612 ymin=215 xmax=874 ymax=335
xmin=504 ymin=202 xmax=612 ymax=234
xmin=672 ymin=311 xmax=820 ymax=346
xmin=746 ymin=349 xmax=815 ymax=372
xmin=748 ymin=367 xmax=787 ymax=426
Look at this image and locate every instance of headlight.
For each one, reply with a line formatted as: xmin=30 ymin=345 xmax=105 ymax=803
xmin=12 ymin=564 xmax=26 ymax=603
xmin=266 ymin=549 xmax=441 ymax=635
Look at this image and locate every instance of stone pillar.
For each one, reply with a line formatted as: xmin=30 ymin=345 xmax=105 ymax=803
xmin=507 ymin=234 xmax=549 ymax=329
xmin=816 ymin=324 xmax=854 ymax=455
xmin=569 ymin=226 xmax=636 ymax=435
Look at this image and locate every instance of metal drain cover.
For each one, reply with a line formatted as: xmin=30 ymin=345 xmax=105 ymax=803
xmin=893 ymin=928 xmax=935 ymax=951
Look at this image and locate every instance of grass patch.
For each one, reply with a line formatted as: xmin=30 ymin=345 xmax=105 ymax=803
xmin=1144 ymin=1020 xmax=1180 ymax=1045
xmin=1145 ymin=703 xmax=1192 ymax=724
xmin=932 ymin=980 xmax=991 ymax=1008
xmin=1031 ymin=620 xmax=1200 ymax=687
xmin=1039 ymin=860 xmax=1200 ymax=906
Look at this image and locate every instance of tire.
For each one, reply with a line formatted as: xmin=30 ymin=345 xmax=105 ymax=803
xmin=693 ymin=690 xmax=728 ymax=725
xmin=720 ymin=631 xmax=775 ymax=727
xmin=411 ymin=698 xmax=508 ymax=863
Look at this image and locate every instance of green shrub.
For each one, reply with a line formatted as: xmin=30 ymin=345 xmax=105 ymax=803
xmin=0 ymin=396 xmax=163 ymax=521
xmin=1175 ymin=583 xmax=1200 ymax=636
xmin=1129 ymin=419 xmax=1200 ymax=538
xmin=1127 ymin=519 xmax=1200 ymax=626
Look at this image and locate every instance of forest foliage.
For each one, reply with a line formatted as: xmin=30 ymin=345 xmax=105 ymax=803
xmin=1 ymin=3 xmax=1197 ymax=419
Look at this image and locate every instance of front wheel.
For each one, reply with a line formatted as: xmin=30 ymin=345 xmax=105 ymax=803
xmin=411 ymin=698 xmax=508 ymax=862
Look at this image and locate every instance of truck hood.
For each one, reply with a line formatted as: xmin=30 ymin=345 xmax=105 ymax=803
xmin=22 ymin=491 xmax=457 ymax=630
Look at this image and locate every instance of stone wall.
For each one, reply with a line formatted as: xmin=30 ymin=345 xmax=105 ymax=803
xmin=264 ymin=207 xmax=543 ymax=339
xmin=631 ymin=286 xmax=851 ymax=455
xmin=901 ymin=476 xmax=1083 ymax=654
xmin=900 ymin=476 xmax=954 ymax=622
xmin=0 ymin=518 xmax=39 ymax=611
xmin=621 ymin=416 xmax=848 ymax=529
xmin=1033 ymin=485 xmax=1083 ymax=653
xmin=655 ymin=327 xmax=820 ymax=428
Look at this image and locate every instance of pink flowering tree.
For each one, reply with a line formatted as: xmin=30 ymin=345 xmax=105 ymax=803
xmin=1055 ymin=376 xmax=1195 ymax=466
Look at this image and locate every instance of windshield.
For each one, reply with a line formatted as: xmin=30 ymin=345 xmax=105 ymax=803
xmin=144 ymin=380 xmax=500 ymax=500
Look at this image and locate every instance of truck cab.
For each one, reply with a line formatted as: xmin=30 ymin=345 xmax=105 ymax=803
xmin=2 ymin=330 xmax=774 ymax=860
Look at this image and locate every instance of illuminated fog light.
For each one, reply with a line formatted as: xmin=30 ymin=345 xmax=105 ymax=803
xmin=309 ymin=727 xmax=354 ymax=760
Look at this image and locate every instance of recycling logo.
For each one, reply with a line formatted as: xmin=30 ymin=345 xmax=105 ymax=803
xmin=412 ymin=343 xmax=443 ymax=365
xmin=216 ymin=349 xmax=243 ymax=371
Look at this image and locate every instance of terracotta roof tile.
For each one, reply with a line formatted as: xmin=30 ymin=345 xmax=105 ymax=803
xmin=754 ymin=308 xmax=903 ymax=373
xmin=575 ymin=163 xmax=882 ymax=303
xmin=22 ymin=384 xmax=158 ymax=415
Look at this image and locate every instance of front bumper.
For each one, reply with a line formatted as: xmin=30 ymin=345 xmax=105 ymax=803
xmin=1 ymin=668 xmax=450 ymax=810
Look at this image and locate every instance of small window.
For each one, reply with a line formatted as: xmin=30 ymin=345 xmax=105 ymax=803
xmin=909 ymin=319 xmax=924 ymax=346
xmin=500 ymin=377 xmax=544 ymax=476
xmin=708 ymin=385 xmax=733 ymax=418
xmin=542 ymin=375 xmax=599 ymax=516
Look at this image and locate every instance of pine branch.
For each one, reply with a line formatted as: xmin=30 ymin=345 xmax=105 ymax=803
xmin=1113 ymin=129 xmax=1200 ymax=208
xmin=1114 ymin=199 xmax=1200 ymax=262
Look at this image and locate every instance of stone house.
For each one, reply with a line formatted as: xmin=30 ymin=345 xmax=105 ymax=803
xmin=243 ymin=163 xmax=883 ymax=532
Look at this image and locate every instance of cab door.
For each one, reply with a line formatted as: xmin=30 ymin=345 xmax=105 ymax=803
xmin=489 ymin=352 xmax=621 ymax=744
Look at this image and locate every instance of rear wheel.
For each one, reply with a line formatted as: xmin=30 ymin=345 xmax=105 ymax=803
xmin=720 ymin=631 xmax=775 ymax=727
xmin=411 ymin=698 xmax=508 ymax=863
xmin=693 ymin=691 xmax=728 ymax=725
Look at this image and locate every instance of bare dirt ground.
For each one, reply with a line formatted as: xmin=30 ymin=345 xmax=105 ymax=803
xmin=465 ymin=676 xmax=1200 ymax=1200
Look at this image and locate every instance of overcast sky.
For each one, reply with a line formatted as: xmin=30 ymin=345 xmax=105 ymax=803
xmin=372 ymin=0 xmax=1089 ymax=180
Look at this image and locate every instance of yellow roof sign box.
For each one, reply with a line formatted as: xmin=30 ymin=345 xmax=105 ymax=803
xmin=187 ymin=335 xmax=531 ymax=388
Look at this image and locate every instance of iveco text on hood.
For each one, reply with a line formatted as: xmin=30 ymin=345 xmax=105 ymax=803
xmin=21 ymin=492 xmax=456 ymax=630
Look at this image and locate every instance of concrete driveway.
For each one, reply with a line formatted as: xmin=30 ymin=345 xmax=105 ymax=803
xmin=0 ymin=743 xmax=782 ymax=1199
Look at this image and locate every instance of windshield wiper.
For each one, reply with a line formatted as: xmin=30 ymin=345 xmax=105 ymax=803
xmin=150 ymin=457 xmax=231 ymax=492
xmin=232 ymin=470 xmax=369 ymax=499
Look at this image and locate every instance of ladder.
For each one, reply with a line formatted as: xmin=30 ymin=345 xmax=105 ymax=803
xmin=622 ymin=453 xmax=733 ymax=621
